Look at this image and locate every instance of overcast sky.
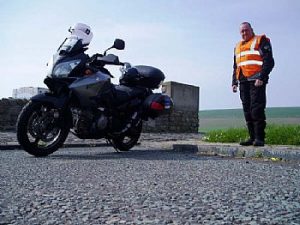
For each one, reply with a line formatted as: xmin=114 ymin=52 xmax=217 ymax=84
xmin=1 ymin=0 xmax=299 ymax=110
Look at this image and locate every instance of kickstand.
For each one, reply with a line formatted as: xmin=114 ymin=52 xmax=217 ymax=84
xmin=106 ymin=139 xmax=120 ymax=153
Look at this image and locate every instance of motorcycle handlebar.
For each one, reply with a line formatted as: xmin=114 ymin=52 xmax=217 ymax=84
xmin=96 ymin=54 xmax=123 ymax=66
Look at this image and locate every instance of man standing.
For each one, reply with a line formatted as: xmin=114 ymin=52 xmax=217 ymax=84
xmin=232 ymin=22 xmax=274 ymax=146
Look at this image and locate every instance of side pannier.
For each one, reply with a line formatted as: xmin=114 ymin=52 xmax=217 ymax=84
xmin=143 ymin=93 xmax=173 ymax=118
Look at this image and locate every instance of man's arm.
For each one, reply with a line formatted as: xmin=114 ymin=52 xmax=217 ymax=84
xmin=259 ymin=36 xmax=275 ymax=82
xmin=232 ymin=52 xmax=238 ymax=92
xmin=232 ymin=51 xmax=238 ymax=86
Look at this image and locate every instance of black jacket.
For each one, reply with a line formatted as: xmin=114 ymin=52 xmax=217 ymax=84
xmin=232 ymin=36 xmax=275 ymax=86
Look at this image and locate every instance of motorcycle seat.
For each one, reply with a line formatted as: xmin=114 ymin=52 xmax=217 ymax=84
xmin=113 ymin=85 xmax=147 ymax=104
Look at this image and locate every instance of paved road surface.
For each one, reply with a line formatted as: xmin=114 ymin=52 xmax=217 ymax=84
xmin=1 ymin=145 xmax=300 ymax=225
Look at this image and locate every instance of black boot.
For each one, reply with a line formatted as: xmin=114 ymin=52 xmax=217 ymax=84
xmin=254 ymin=120 xmax=266 ymax=147
xmin=240 ymin=139 xmax=254 ymax=146
xmin=253 ymin=139 xmax=264 ymax=147
xmin=240 ymin=122 xmax=255 ymax=146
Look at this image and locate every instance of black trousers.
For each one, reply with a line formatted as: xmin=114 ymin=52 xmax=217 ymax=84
xmin=239 ymin=81 xmax=267 ymax=141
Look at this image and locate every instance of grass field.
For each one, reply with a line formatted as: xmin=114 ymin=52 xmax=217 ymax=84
xmin=199 ymin=107 xmax=300 ymax=132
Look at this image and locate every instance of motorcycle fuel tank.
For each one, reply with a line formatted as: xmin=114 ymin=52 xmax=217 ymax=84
xmin=69 ymin=72 xmax=111 ymax=107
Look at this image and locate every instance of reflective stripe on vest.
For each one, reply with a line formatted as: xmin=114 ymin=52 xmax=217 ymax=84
xmin=238 ymin=60 xmax=263 ymax=66
xmin=235 ymin=35 xmax=264 ymax=79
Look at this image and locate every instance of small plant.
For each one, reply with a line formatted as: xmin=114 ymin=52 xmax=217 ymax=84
xmin=254 ymin=150 xmax=263 ymax=158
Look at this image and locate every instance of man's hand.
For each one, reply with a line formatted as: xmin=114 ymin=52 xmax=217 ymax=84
xmin=232 ymin=85 xmax=238 ymax=93
xmin=255 ymin=79 xmax=264 ymax=87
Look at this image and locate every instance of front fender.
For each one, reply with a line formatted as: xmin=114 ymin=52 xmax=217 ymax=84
xmin=30 ymin=93 xmax=68 ymax=109
xmin=30 ymin=93 xmax=73 ymax=128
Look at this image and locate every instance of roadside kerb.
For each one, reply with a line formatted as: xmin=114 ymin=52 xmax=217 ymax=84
xmin=1 ymin=132 xmax=300 ymax=161
xmin=173 ymin=142 xmax=300 ymax=160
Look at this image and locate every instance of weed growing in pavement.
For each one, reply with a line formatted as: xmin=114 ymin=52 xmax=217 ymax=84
xmin=254 ymin=150 xmax=263 ymax=158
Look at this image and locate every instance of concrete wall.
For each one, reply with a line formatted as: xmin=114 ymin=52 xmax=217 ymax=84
xmin=162 ymin=81 xmax=199 ymax=112
xmin=143 ymin=81 xmax=199 ymax=133
xmin=0 ymin=82 xmax=199 ymax=133
xmin=0 ymin=98 xmax=28 ymax=131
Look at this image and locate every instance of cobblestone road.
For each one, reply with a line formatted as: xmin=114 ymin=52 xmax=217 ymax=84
xmin=1 ymin=144 xmax=300 ymax=225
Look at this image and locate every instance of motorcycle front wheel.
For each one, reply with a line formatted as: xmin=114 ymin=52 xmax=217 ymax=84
xmin=16 ymin=101 xmax=70 ymax=157
xmin=110 ymin=121 xmax=142 ymax=151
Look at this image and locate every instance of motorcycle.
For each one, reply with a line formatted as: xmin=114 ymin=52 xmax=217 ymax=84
xmin=16 ymin=38 xmax=173 ymax=157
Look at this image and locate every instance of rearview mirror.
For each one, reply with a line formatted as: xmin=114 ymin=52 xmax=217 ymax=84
xmin=104 ymin=39 xmax=125 ymax=56
xmin=113 ymin=39 xmax=125 ymax=50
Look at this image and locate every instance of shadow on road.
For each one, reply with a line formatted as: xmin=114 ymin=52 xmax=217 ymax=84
xmin=47 ymin=148 xmax=220 ymax=161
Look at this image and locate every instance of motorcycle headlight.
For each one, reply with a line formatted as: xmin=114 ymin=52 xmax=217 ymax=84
xmin=52 ymin=59 xmax=81 ymax=77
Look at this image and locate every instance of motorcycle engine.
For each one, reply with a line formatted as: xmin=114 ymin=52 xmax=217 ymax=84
xmin=96 ymin=114 xmax=108 ymax=130
xmin=71 ymin=108 xmax=108 ymax=137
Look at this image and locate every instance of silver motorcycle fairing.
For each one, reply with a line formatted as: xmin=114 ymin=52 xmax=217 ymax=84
xmin=69 ymin=72 xmax=111 ymax=107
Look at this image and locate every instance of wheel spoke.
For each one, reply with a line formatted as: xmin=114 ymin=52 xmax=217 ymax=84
xmin=17 ymin=102 xmax=70 ymax=156
xmin=111 ymin=121 xmax=142 ymax=151
xmin=33 ymin=138 xmax=41 ymax=146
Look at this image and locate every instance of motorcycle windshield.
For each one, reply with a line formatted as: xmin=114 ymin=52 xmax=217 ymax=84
xmin=57 ymin=37 xmax=86 ymax=55
xmin=46 ymin=38 xmax=88 ymax=77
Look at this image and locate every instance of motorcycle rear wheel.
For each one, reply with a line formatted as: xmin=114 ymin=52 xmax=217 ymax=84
xmin=111 ymin=121 xmax=142 ymax=151
xmin=17 ymin=101 xmax=69 ymax=157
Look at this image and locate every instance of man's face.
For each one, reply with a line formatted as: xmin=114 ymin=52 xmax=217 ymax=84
xmin=239 ymin=24 xmax=254 ymax=42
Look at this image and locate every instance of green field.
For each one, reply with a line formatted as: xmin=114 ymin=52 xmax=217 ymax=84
xmin=199 ymin=107 xmax=300 ymax=132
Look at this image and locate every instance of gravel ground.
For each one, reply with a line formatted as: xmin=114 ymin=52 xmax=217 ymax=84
xmin=1 ymin=144 xmax=300 ymax=225
xmin=0 ymin=132 xmax=202 ymax=146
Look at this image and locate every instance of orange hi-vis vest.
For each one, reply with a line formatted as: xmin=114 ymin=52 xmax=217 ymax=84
xmin=235 ymin=35 xmax=265 ymax=80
